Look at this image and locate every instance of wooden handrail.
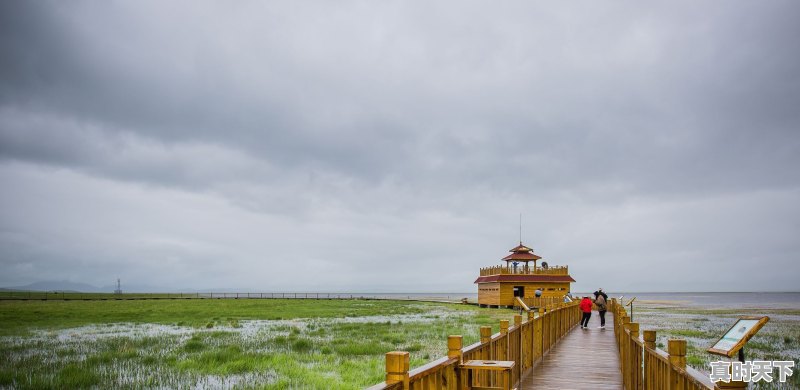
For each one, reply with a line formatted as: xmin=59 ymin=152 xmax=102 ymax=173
xmin=514 ymin=297 xmax=531 ymax=312
xmin=610 ymin=299 xmax=717 ymax=390
xmin=518 ymin=296 xmax=562 ymax=309
xmin=368 ymin=301 xmax=582 ymax=389
xmin=407 ymin=356 xmax=459 ymax=378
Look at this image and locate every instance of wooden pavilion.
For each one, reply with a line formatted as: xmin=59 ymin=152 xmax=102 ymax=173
xmin=475 ymin=242 xmax=575 ymax=308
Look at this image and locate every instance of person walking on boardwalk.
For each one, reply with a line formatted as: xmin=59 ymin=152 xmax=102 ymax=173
xmin=593 ymin=288 xmax=608 ymax=301
xmin=579 ymin=296 xmax=593 ymax=329
xmin=594 ymin=292 xmax=607 ymax=329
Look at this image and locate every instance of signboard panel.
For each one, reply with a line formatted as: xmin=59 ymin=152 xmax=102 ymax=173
xmin=707 ymin=316 xmax=769 ymax=358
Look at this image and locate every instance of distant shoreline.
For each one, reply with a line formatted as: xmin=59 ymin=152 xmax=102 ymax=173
xmin=2 ymin=288 xmax=798 ymax=294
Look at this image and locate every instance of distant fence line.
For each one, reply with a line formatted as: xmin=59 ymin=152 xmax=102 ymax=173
xmin=0 ymin=291 xmax=470 ymax=302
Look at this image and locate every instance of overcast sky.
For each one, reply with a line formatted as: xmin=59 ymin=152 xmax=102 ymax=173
xmin=1 ymin=1 xmax=798 ymax=293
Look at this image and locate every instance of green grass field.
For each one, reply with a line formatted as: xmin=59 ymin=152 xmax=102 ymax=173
xmin=4 ymin=298 xmax=797 ymax=389
xmin=0 ymin=298 xmax=517 ymax=389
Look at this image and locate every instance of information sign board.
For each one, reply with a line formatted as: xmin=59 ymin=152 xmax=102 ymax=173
xmin=707 ymin=316 xmax=769 ymax=358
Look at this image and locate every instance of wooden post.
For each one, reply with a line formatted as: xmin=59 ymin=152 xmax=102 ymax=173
xmin=643 ymin=330 xmax=656 ymax=349
xmin=549 ymin=305 xmax=556 ymax=346
xmin=448 ymin=335 xmax=464 ymax=389
xmin=480 ymin=326 xmax=492 ymax=344
xmin=537 ymin=307 xmax=545 ymax=355
xmin=630 ymin=323 xmax=641 ymax=390
xmin=554 ymin=304 xmax=559 ymax=343
xmin=525 ymin=311 xmax=534 ymax=366
xmin=643 ymin=330 xmax=656 ymax=390
xmin=513 ymin=315 xmax=522 ymax=372
xmin=478 ymin=326 xmax=493 ymax=386
xmin=385 ymin=351 xmax=409 ymax=389
xmin=448 ymin=335 xmax=463 ymax=362
xmin=542 ymin=305 xmax=549 ymax=350
xmin=668 ymin=339 xmax=686 ymax=367
xmin=621 ymin=315 xmax=631 ymax=354
xmin=619 ymin=315 xmax=630 ymax=388
xmin=668 ymin=339 xmax=686 ymax=390
xmin=558 ymin=303 xmax=563 ymax=335
xmin=499 ymin=319 xmax=509 ymax=361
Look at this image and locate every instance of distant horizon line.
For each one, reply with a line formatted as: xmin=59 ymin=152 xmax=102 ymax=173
xmin=2 ymin=288 xmax=799 ymax=294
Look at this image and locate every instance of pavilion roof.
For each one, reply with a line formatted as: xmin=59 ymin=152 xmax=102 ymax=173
xmin=502 ymin=252 xmax=541 ymax=261
xmin=474 ymin=274 xmax=576 ymax=284
xmin=508 ymin=244 xmax=532 ymax=252
xmin=501 ymin=242 xmax=542 ymax=262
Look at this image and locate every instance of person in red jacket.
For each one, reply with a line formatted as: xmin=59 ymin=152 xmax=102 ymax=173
xmin=579 ymin=296 xmax=593 ymax=329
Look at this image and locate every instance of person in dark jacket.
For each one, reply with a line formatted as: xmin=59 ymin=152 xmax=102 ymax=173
xmin=595 ymin=293 xmax=607 ymax=328
xmin=579 ymin=296 xmax=593 ymax=329
xmin=593 ymin=288 xmax=609 ymax=329
xmin=594 ymin=288 xmax=608 ymax=301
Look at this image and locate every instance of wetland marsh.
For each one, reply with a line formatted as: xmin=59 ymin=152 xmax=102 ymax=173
xmin=2 ymin=293 xmax=798 ymax=389
xmin=0 ymin=298 xmax=515 ymax=389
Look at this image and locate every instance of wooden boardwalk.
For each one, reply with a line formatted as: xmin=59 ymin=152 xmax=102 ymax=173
xmin=519 ymin=315 xmax=622 ymax=390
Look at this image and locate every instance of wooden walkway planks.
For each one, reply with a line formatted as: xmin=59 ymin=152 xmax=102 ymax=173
xmin=519 ymin=315 xmax=622 ymax=390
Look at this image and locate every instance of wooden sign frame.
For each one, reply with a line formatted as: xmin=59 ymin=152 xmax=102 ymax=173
xmin=707 ymin=316 xmax=769 ymax=358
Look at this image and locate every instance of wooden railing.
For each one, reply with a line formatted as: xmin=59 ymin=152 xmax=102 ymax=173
xmin=612 ymin=299 xmax=718 ymax=390
xmin=519 ymin=296 xmax=563 ymax=309
xmin=367 ymin=301 xmax=581 ymax=390
xmin=478 ymin=265 xmax=569 ymax=276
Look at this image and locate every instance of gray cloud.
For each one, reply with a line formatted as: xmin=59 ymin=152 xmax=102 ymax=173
xmin=1 ymin=1 xmax=799 ymax=292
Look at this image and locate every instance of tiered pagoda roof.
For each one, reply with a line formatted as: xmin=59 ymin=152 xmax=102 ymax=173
xmin=501 ymin=244 xmax=542 ymax=262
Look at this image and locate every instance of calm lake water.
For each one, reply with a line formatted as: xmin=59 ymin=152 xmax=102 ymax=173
xmin=367 ymin=292 xmax=800 ymax=310
xmin=604 ymin=292 xmax=800 ymax=309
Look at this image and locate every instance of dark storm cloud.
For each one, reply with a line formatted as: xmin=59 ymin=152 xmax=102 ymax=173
xmin=1 ymin=1 xmax=799 ymax=291
xmin=3 ymin=1 xmax=799 ymax=195
xmin=0 ymin=1 xmax=418 ymax=184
